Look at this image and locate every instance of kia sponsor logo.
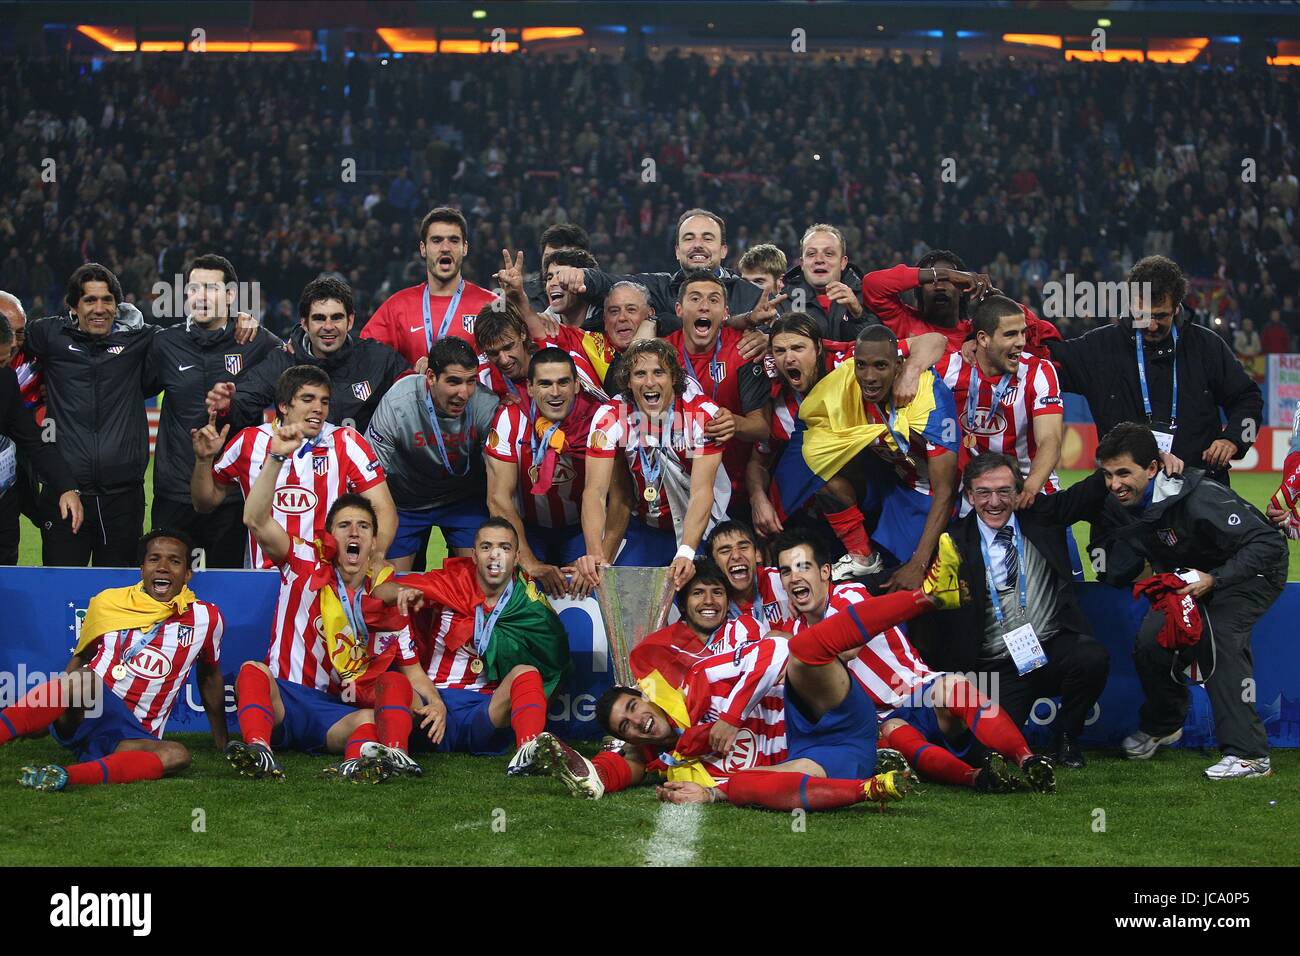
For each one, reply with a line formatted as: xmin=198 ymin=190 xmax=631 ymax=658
xmin=123 ymin=646 xmax=172 ymax=682
xmin=274 ymin=487 xmax=318 ymax=514
xmin=720 ymin=728 xmax=760 ymax=772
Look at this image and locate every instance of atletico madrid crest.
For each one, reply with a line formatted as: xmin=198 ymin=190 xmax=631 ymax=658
xmin=1156 ymin=528 xmax=1178 ymax=547
xmin=313 ymin=456 xmax=330 ymax=476
xmin=107 ymin=345 xmax=124 ymax=355
xmin=225 ymin=353 xmax=243 ymax=375
xmin=352 ymin=380 xmax=372 ymax=401
xmin=177 ymin=625 xmax=195 ymax=647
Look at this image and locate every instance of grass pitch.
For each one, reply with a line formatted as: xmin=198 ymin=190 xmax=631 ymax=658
xmin=0 ymin=737 xmax=1295 ymax=867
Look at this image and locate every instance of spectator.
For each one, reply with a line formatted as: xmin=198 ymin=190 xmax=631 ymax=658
xmin=1233 ymin=317 xmax=1262 ymax=358
xmin=1262 ymin=309 xmax=1293 ymax=354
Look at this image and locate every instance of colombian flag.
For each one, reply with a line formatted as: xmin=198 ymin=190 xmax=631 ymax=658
xmin=771 ymin=362 xmax=958 ymax=517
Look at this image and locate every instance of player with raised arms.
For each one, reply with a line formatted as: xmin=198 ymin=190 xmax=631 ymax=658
xmin=3 ymin=530 xmax=226 ymax=791
xmin=225 ymin=427 xmax=435 ymax=782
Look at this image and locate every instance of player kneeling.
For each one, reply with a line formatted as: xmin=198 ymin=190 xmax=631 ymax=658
xmin=227 ymin=420 xmax=438 ymax=782
xmin=532 ymin=547 xmax=968 ymax=811
xmin=2 ymin=530 xmax=226 ymax=791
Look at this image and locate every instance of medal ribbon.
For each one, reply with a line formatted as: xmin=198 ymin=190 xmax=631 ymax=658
xmin=333 ymin=568 xmax=370 ymax=653
xmin=473 ymin=578 xmax=515 ymax=658
xmin=678 ymin=337 xmax=724 ymax=400
xmin=978 ymin=522 xmax=1027 ymax=628
xmin=529 ymin=416 xmax=565 ymax=495
xmin=421 ymin=278 xmax=466 ymax=354
xmin=965 ymin=365 xmax=1015 ymax=435
xmin=118 ymin=622 xmax=165 ymax=665
xmin=424 ymin=383 xmax=472 ymax=477
xmin=1135 ymin=323 xmax=1179 ymax=428
xmin=635 ymin=401 xmax=675 ymax=501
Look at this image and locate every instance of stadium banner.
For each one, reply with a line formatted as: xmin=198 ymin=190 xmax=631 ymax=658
xmin=1060 ymin=424 xmax=1291 ymax=473
xmin=1267 ymin=353 xmax=1300 ymax=429
xmin=1 ymin=567 xmax=1297 ymax=749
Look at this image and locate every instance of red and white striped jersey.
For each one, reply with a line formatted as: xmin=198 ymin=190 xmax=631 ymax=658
xmin=588 ymin=393 xmax=726 ymax=531
xmin=267 ymin=539 xmax=418 ymax=695
xmin=213 ymin=422 xmax=386 ymax=569
xmin=478 ymin=362 xmax=531 ymax=418
xmin=86 ymin=599 xmax=224 ymax=737
xmin=484 ymin=391 xmax=604 ymax=528
xmin=410 ymin=604 xmax=494 ymax=694
xmin=727 ymin=567 xmax=791 ymax=634
xmin=935 ymin=352 xmax=1063 ymax=491
xmin=783 ymin=583 xmax=933 ymax=710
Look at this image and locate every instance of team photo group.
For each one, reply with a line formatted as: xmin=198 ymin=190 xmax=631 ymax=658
xmin=0 ymin=190 xmax=1290 ymax=816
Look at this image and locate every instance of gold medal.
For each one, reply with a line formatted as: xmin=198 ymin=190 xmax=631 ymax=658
xmin=349 ymin=644 xmax=367 ymax=661
xmin=963 ymin=431 xmax=978 ymax=450
xmin=469 ymin=657 xmax=484 ymax=675
xmin=111 ymin=664 xmax=127 ymax=680
xmin=644 ymin=485 xmax=658 ymax=503
xmin=528 ymin=462 xmax=540 ymax=485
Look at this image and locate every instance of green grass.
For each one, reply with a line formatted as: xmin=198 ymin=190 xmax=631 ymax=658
xmin=0 ymin=736 xmax=1295 ymax=866
xmin=1059 ymin=468 xmax=1300 ymax=582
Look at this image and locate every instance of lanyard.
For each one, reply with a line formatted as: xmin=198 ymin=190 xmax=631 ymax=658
xmin=635 ymin=401 xmax=675 ymax=489
xmin=966 ymin=365 xmax=1015 ymax=432
xmin=881 ymin=402 xmax=910 ymax=456
xmin=424 ymin=385 xmax=471 ymax=477
xmin=679 ymin=337 xmax=724 ymax=399
xmin=295 ymin=433 xmax=325 ymax=460
xmin=530 ymin=417 xmax=562 ymax=466
xmin=119 ymin=621 xmax=164 ymax=663
xmin=473 ymin=578 xmax=514 ymax=657
xmin=978 ymin=523 xmax=1027 ymax=628
xmin=421 ymin=279 xmax=465 ymax=354
xmin=333 ymin=569 xmax=369 ymax=647
xmin=1135 ymin=324 xmax=1179 ymax=427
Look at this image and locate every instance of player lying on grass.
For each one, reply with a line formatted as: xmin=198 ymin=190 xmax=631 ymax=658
xmin=395 ymin=517 xmax=571 ymax=776
xmin=531 ymin=541 xmax=967 ymax=811
xmin=770 ymin=529 xmax=1056 ymax=794
xmin=2 ymin=530 xmax=226 ymax=791
xmin=226 ymin=422 xmax=438 ymax=783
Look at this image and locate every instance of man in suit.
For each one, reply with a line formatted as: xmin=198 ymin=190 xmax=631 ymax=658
xmin=914 ymin=452 xmax=1111 ymax=768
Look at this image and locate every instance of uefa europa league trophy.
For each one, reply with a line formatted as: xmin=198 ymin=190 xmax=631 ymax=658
xmin=596 ymin=566 xmax=676 ymax=686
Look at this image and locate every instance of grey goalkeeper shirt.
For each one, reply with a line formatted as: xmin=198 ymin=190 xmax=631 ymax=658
xmin=364 ymin=373 xmax=499 ymax=510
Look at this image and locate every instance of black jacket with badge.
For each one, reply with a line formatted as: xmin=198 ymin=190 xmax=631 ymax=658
xmin=221 ymin=326 xmax=410 ymax=436
xmin=145 ymin=320 xmax=285 ymax=503
xmin=1046 ymin=317 xmax=1263 ymax=485
xmin=775 ymin=262 xmax=876 ymax=341
xmin=24 ymin=307 xmax=157 ymax=494
xmin=1089 ymin=466 xmax=1287 ymax=593
xmin=578 ymin=266 xmax=764 ymax=335
xmin=908 ymin=471 xmax=1108 ymax=674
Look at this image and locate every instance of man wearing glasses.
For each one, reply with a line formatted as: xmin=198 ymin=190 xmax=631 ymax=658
xmin=1045 ymin=256 xmax=1261 ymax=486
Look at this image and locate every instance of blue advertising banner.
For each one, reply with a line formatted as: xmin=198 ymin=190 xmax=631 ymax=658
xmin=1 ymin=567 xmax=1296 ymax=749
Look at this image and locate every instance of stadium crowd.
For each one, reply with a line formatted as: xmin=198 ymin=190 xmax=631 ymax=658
xmin=0 ymin=52 xmax=1295 ymax=809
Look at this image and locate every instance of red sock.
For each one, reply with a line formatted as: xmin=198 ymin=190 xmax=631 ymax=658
xmin=941 ymin=679 xmax=1033 ymax=766
xmin=65 ymin=750 xmax=165 ymax=787
xmin=235 ymin=665 xmax=275 ymax=748
xmin=592 ymin=751 xmax=633 ymax=794
xmin=788 ymin=591 xmax=932 ymax=665
xmin=374 ymin=673 xmax=413 ymax=752
xmin=824 ymin=504 xmax=873 ymax=556
xmin=717 ymin=770 xmax=867 ymax=811
xmin=884 ymin=724 xmax=978 ymax=788
xmin=0 ymin=681 xmax=70 ymax=744
xmin=508 ymin=669 xmax=547 ymax=747
xmin=345 ymin=722 xmax=378 ymax=761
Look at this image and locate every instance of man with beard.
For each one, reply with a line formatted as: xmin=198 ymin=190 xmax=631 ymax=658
xmin=771 ymin=530 xmax=1055 ymax=793
xmin=777 ymin=224 xmax=871 ymax=340
xmin=192 ymin=365 xmax=396 ymax=570
xmin=549 ymin=208 xmax=779 ymax=344
xmin=364 ymin=337 xmax=500 ymax=569
xmin=485 ymin=348 xmax=629 ymax=597
xmin=580 ymin=339 xmax=734 ymax=591
xmin=530 ymin=542 xmax=968 ymax=808
xmin=362 ymin=206 xmax=497 ymax=362
xmin=1045 ymin=256 xmax=1262 ymax=486
xmin=147 ymin=254 xmax=284 ymax=568
xmin=752 ymin=314 xmax=948 ymax=578
xmin=205 ymin=276 xmax=409 ymax=435
xmin=863 ymin=250 xmax=1061 ymax=356
xmin=935 ymin=295 xmax=1064 ymax=506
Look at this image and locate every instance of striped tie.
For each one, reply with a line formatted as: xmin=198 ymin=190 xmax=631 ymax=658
xmin=995 ymin=524 xmax=1018 ymax=589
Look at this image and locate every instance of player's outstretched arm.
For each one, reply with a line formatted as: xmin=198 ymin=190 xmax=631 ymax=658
xmin=672 ymin=453 xmax=723 ymax=588
xmin=197 ymin=658 xmax=229 ymax=752
xmin=361 ymin=480 xmax=398 ymax=572
xmin=243 ymin=424 xmax=299 ymax=567
xmin=577 ymin=453 xmax=616 ymax=592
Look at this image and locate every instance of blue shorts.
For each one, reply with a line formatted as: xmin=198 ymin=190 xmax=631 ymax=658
xmin=862 ymin=479 xmax=934 ymax=567
xmin=524 ymin=523 xmax=587 ymax=566
xmin=49 ymin=688 xmax=155 ymax=763
xmin=784 ymin=677 xmax=879 ymax=779
xmin=411 ymin=687 xmax=512 ymax=755
xmin=390 ymin=498 xmax=490 ymax=557
xmin=615 ymin=522 xmax=677 ymax=567
xmin=269 ymin=679 xmax=358 ymax=755
xmin=884 ymin=678 xmax=982 ymax=762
